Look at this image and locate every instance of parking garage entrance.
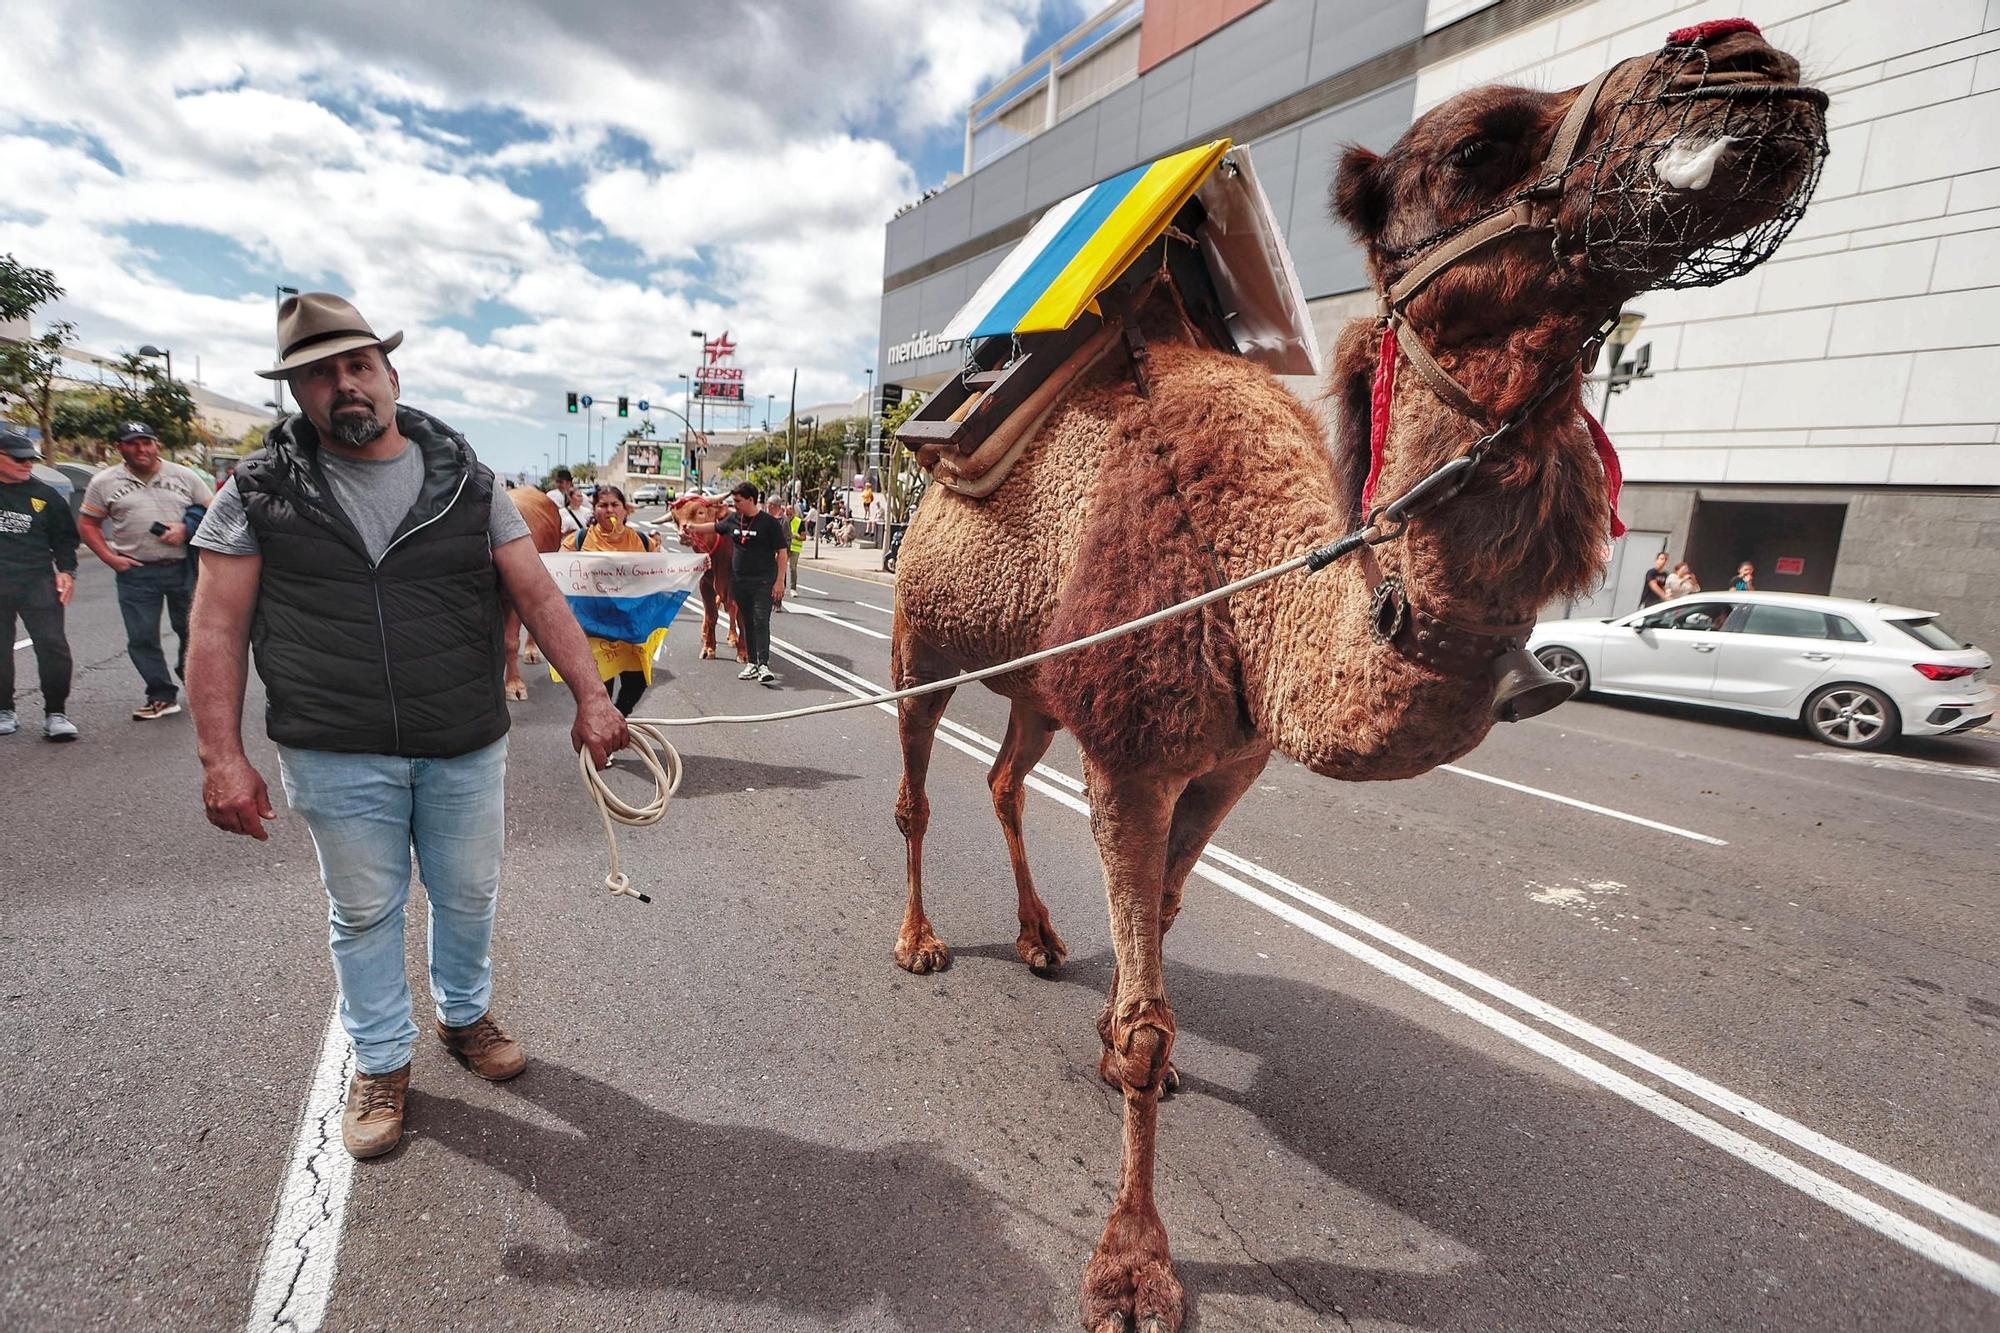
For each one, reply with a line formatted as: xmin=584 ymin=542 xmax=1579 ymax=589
xmin=1685 ymin=499 xmax=1847 ymax=595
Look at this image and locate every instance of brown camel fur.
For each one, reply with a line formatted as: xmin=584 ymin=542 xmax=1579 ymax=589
xmin=503 ymin=485 xmax=564 ymax=701
xmin=670 ymin=494 xmax=746 ymax=662
xmin=887 ymin=27 xmax=1824 ymax=1331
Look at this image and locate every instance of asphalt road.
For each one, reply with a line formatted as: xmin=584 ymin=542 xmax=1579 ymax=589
xmin=3 ymin=551 xmax=1997 ymax=1331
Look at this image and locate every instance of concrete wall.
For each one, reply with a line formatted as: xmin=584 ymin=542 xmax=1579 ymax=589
xmin=1831 ymin=492 xmax=2000 ymax=648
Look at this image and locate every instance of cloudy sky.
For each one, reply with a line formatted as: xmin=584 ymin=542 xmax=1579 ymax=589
xmin=0 ymin=0 xmax=1092 ymax=474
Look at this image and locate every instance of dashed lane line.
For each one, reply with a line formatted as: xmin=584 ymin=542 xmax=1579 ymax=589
xmin=245 ymin=1003 xmax=353 ymax=1333
xmin=14 ymin=636 xmax=31 ymax=652
xmin=1437 ymin=763 xmax=1727 ymax=845
xmin=780 ymin=602 xmax=889 ymax=640
xmin=763 ymin=627 xmax=2000 ymax=1287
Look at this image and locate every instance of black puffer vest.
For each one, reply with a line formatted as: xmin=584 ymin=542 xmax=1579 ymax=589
xmin=234 ymin=407 xmax=508 ymax=758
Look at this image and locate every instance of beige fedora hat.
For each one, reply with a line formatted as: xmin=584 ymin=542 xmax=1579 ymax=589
xmin=256 ymin=291 xmax=403 ymax=379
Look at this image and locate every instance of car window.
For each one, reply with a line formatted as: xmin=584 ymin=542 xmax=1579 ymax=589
xmin=1889 ymin=616 xmax=1968 ymax=650
xmin=1641 ymin=601 xmax=1734 ymax=632
xmin=1736 ymin=604 xmax=1835 ymax=639
xmin=1826 ymin=615 xmax=1867 ymax=643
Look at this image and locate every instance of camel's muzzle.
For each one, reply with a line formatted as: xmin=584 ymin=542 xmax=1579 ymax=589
xmin=1572 ymin=34 xmax=1830 ymax=291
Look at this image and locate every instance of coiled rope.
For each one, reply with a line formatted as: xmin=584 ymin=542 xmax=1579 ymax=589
xmin=579 ymin=522 xmax=1379 ymax=902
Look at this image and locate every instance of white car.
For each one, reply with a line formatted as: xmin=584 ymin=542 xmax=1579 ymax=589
xmin=1528 ymin=592 xmax=1994 ymax=749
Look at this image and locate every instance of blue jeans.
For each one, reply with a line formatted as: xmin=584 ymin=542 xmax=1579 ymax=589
xmin=114 ymin=562 xmax=191 ymax=703
xmin=278 ymin=737 xmax=508 ymax=1075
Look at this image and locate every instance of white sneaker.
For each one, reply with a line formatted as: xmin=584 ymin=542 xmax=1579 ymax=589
xmin=737 ymin=664 xmax=760 ymax=680
xmin=757 ymin=665 xmax=778 ymax=684
xmin=43 ymin=713 xmax=79 ymax=742
xmin=0 ymin=709 xmax=16 ymax=736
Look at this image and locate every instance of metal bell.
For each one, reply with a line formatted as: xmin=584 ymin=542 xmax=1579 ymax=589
xmin=1489 ymin=646 xmax=1577 ymax=723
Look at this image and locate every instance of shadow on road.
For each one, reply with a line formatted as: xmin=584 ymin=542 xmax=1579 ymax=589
xmin=414 ymin=1063 xmax=1058 ymax=1328
xmin=981 ymin=948 xmax=1903 ymax=1332
xmin=665 ymin=754 xmax=858 ymax=799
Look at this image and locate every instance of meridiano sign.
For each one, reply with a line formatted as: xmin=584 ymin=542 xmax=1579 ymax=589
xmin=886 ymin=329 xmax=959 ymax=365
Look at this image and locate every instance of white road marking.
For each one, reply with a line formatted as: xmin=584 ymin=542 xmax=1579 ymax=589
xmin=782 ymin=602 xmax=890 ymax=640
xmin=1437 ymin=764 xmax=1727 ymax=844
xmin=13 ymin=636 xmax=31 ymax=652
xmin=855 ymin=600 xmax=895 ymax=616
xmin=768 ymin=590 xmax=1729 ymax=846
xmin=1797 ymin=751 xmax=2000 ymax=785
xmin=761 ymin=628 xmax=2000 ymax=1284
xmin=246 ymin=1004 xmax=353 ymax=1332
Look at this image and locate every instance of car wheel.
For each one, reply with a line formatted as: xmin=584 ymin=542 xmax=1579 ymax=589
xmin=1804 ymin=683 xmax=1899 ymax=750
xmin=1534 ymin=646 xmax=1589 ymax=695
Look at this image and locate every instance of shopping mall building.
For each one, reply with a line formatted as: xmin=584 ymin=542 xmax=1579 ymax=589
xmin=876 ymin=0 xmax=2000 ymax=642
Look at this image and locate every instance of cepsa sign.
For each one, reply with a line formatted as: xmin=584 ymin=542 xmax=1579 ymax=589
xmin=696 ymin=332 xmax=746 ymax=402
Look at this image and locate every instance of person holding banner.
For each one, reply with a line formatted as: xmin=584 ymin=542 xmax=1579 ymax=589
xmin=571 ymin=485 xmax=661 ymax=716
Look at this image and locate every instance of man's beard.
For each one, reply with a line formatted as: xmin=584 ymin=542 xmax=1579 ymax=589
xmin=329 ymin=403 xmax=387 ymax=447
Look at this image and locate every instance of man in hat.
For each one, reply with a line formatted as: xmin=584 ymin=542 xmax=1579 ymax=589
xmin=0 ymin=427 xmax=80 ymax=741
xmin=78 ymin=421 xmax=213 ymax=719
xmin=187 ymin=292 xmax=629 ymax=1160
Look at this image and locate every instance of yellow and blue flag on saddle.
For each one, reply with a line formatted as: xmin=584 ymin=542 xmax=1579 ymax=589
xmin=941 ymin=139 xmax=1233 ymax=342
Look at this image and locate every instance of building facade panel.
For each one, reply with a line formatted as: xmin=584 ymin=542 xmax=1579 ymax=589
xmin=1182 ymin=0 xmax=1315 ymax=133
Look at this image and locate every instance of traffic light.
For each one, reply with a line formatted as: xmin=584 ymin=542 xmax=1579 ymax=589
xmin=617 ymin=396 xmax=629 ymax=418
xmin=566 ymin=391 xmax=578 ymax=414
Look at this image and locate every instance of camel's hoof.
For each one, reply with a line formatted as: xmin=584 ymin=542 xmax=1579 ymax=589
xmin=522 ymin=646 xmax=542 ymax=665
xmin=1098 ymin=1050 xmax=1180 ymax=1098
xmin=895 ymin=932 xmax=951 ymax=975
xmin=1016 ymin=922 xmax=1068 ymax=975
xmin=1081 ymin=1230 xmax=1183 ymax=1333
xmin=504 ymin=680 xmax=528 ymax=702
xmin=700 ymin=645 xmax=717 ymax=660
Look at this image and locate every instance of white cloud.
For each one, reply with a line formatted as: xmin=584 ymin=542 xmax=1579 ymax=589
xmin=0 ymin=0 xmax=1074 ymax=469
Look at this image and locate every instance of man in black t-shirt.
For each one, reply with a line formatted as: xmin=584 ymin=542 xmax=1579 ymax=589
xmin=1637 ymin=550 xmax=1671 ymax=609
xmin=0 ymin=428 xmax=80 ymax=741
xmin=680 ymin=481 xmax=789 ymax=683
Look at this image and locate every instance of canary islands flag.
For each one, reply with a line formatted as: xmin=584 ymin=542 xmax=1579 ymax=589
xmin=940 ymin=138 xmax=1232 ymax=342
xmin=541 ymin=548 xmax=705 ymax=682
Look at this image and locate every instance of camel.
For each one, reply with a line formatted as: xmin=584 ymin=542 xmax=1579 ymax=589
xmin=887 ymin=22 xmax=1826 ymax=1331
xmin=502 ymin=485 xmax=566 ymax=700
xmin=669 ymin=494 xmax=746 ymax=662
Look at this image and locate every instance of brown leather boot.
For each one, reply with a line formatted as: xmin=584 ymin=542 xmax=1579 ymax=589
xmin=436 ymin=1013 xmax=526 ymax=1081
xmin=341 ymin=1064 xmax=410 ymax=1160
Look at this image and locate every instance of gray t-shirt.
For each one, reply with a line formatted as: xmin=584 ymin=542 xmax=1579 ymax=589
xmin=195 ymin=443 xmax=529 ymax=562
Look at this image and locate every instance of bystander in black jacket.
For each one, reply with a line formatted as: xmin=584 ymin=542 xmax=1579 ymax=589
xmin=0 ymin=472 xmax=79 ymax=592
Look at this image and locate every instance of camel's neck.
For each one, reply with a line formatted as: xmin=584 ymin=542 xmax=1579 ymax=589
xmin=1156 ymin=336 xmax=1606 ymax=779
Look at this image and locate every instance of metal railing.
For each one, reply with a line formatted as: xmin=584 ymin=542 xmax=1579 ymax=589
xmin=965 ymin=0 xmax=1143 ymax=174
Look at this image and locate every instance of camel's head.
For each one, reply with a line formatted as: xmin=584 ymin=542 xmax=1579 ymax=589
xmin=1335 ymin=18 xmax=1828 ymax=319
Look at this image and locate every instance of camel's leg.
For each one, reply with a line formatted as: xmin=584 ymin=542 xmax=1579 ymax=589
xmin=1096 ymin=750 xmax=1268 ymax=1096
xmin=502 ymin=607 xmax=529 ymax=701
xmin=1080 ymin=765 xmax=1185 ymax=1333
xmin=698 ymin=571 xmax=719 ymax=659
xmin=892 ymin=634 xmax=955 ymax=974
xmin=988 ymin=699 xmax=1067 ymax=973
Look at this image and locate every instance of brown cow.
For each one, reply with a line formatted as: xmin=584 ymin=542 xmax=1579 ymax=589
xmin=669 ymin=494 xmax=744 ymax=662
xmin=503 ymin=485 xmax=565 ymax=700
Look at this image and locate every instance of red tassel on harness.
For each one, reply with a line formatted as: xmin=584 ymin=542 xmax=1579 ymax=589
xmin=1361 ymin=321 xmax=1397 ymax=514
xmin=1667 ymin=17 xmax=1759 ymax=46
xmin=1582 ymin=407 xmax=1628 ymax=538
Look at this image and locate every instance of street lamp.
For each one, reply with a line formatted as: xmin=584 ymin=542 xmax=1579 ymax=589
xmin=274 ymin=285 xmax=299 ymax=413
xmin=1597 ymin=308 xmax=1652 ymax=424
xmin=765 ymin=392 xmax=775 ymax=432
xmin=557 ymin=432 xmax=568 ymax=468
xmin=137 ymin=344 xmax=173 ymax=382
